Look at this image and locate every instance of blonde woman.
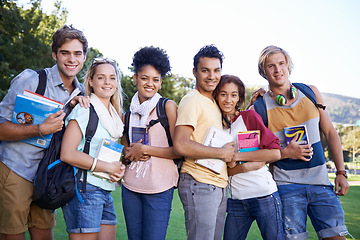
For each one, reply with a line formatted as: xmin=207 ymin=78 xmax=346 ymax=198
xmin=60 ymin=58 xmax=125 ymax=240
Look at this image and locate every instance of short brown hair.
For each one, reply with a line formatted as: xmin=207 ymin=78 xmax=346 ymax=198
xmin=51 ymin=25 xmax=88 ymax=54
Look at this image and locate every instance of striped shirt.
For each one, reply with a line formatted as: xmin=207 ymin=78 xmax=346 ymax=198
xmin=263 ymin=89 xmax=331 ymax=194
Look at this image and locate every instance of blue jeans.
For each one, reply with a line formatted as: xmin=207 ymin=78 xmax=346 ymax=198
xmin=281 ymin=185 xmax=348 ymax=240
xmin=61 ymin=182 xmax=117 ymax=233
xmin=121 ymin=185 xmax=174 ymax=240
xmin=178 ymin=173 xmax=227 ymax=240
xmin=224 ymin=192 xmax=284 ymax=240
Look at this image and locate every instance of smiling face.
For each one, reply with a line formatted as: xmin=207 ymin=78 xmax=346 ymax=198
xmin=89 ymin=63 xmax=117 ymax=105
xmin=133 ymin=64 xmax=162 ymax=103
xmin=264 ymin=52 xmax=289 ymax=88
xmin=193 ymin=57 xmax=222 ymax=99
xmin=216 ymin=82 xmax=239 ymax=115
xmin=52 ymin=39 xmax=86 ymax=82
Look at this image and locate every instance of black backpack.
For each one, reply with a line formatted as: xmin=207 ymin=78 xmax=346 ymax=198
xmin=32 ymin=69 xmax=99 ymax=210
xmin=123 ymin=98 xmax=183 ymax=173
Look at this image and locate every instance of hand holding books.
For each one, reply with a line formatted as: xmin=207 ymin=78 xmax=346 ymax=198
xmin=91 ymin=138 xmax=125 ymax=180
xmin=12 ymin=91 xmax=65 ymax=148
xmin=123 ymin=126 xmax=151 ymax=164
xmin=283 ymin=125 xmax=313 ymax=161
xmin=195 ymin=126 xmax=235 ymax=174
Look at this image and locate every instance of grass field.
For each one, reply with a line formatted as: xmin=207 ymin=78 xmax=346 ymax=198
xmin=27 ymin=184 xmax=360 ymax=239
xmin=328 ymin=172 xmax=360 ymax=182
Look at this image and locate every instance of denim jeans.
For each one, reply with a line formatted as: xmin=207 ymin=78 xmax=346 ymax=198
xmin=178 ymin=172 xmax=227 ymax=240
xmin=121 ymin=185 xmax=174 ymax=240
xmin=224 ymin=192 xmax=284 ymax=240
xmin=281 ymin=185 xmax=348 ymax=240
xmin=61 ymin=182 xmax=117 ymax=233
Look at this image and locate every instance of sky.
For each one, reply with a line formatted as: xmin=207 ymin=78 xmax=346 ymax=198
xmin=37 ymin=0 xmax=360 ymax=99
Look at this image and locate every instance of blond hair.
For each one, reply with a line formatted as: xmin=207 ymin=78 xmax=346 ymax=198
xmin=84 ymin=59 xmax=123 ymax=115
xmin=258 ymin=45 xmax=294 ymax=79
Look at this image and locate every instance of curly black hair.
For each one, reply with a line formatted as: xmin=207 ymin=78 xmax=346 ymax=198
xmin=131 ymin=46 xmax=171 ymax=77
xmin=193 ymin=45 xmax=224 ymax=71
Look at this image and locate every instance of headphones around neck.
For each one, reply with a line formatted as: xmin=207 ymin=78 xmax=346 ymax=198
xmin=269 ymin=84 xmax=297 ymax=106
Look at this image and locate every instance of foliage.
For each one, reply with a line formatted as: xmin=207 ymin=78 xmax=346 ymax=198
xmin=0 ymin=0 xmax=67 ymax=100
xmin=336 ymin=124 xmax=360 ymax=162
xmin=120 ymin=74 xmax=137 ymax=112
xmin=77 ymin=47 xmax=103 ymax=82
xmin=170 ymin=74 xmax=195 ymax=104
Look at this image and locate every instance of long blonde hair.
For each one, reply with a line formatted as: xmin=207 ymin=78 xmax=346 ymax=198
xmin=84 ymin=58 xmax=123 ymax=115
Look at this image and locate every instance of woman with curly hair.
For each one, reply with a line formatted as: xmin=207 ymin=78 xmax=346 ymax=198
xmin=121 ymin=46 xmax=180 ymax=240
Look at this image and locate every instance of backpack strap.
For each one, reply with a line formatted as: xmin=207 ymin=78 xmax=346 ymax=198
xmin=254 ymin=96 xmax=268 ymax=128
xmin=293 ymin=83 xmax=326 ymax=110
xmin=124 ymin=109 xmax=131 ymax=145
xmin=293 ymin=83 xmax=317 ymax=106
xmin=83 ymin=104 xmax=99 ymax=154
xmin=155 ymin=98 xmax=173 ymax=147
xmin=76 ymin=104 xmax=99 ymax=192
xmin=153 ymin=98 xmax=183 ymax=171
xmin=35 ymin=69 xmax=47 ymax=95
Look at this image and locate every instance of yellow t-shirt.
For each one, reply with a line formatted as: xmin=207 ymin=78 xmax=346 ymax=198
xmin=176 ymin=89 xmax=228 ymax=188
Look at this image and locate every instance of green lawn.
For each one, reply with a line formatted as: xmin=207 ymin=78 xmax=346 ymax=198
xmin=27 ymin=184 xmax=360 ymax=239
xmin=328 ymin=172 xmax=360 ymax=182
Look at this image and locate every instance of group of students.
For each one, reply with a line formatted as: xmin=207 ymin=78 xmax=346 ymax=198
xmin=0 ymin=25 xmax=350 ymax=240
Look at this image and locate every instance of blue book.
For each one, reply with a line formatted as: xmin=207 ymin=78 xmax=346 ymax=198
xmin=284 ymin=125 xmax=311 ymax=160
xmin=12 ymin=93 xmax=62 ymax=148
xmin=132 ymin=126 xmax=149 ymax=145
xmin=92 ymin=138 xmax=125 ymax=179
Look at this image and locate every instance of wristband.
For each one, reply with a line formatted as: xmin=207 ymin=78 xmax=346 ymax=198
xmin=336 ymin=170 xmax=348 ymax=179
xmin=37 ymin=124 xmax=44 ymax=139
xmin=90 ymin=157 xmax=98 ymax=172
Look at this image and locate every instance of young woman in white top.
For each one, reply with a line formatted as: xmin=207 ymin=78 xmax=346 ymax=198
xmin=60 ymin=58 xmax=125 ymax=240
xmin=213 ymin=74 xmax=284 ymax=240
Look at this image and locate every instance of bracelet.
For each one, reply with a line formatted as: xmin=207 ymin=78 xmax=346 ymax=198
xmin=90 ymin=157 xmax=98 ymax=172
xmin=336 ymin=170 xmax=348 ymax=179
xmin=37 ymin=124 xmax=44 ymax=139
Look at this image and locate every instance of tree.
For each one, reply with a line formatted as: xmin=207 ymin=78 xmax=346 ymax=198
xmin=340 ymin=126 xmax=360 ymax=162
xmin=0 ymin=0 xmax=67 ymax=100
xmin=77 ymin=47 xmax=103 ymax=82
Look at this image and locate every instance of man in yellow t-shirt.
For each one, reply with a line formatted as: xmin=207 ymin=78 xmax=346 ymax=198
xmin=173 ymin=45 xmax=235 ymax=240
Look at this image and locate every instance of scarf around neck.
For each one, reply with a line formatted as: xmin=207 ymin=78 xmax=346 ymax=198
xmin=90 ymin=93 xmax=123 ymax=142
xmin=128 ymin=92 xmax=161 ymax=143
xmin=127 ymin=92 xmax=161 ymax=178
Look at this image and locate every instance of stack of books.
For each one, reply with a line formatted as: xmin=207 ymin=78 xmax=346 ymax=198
xmin=91 ymin=138 xmax=124 ymax=180
xmin=12 ymin=90 xmax=63 ymax=148
xmin=195 ymin=126 xmax=233 ymax=174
